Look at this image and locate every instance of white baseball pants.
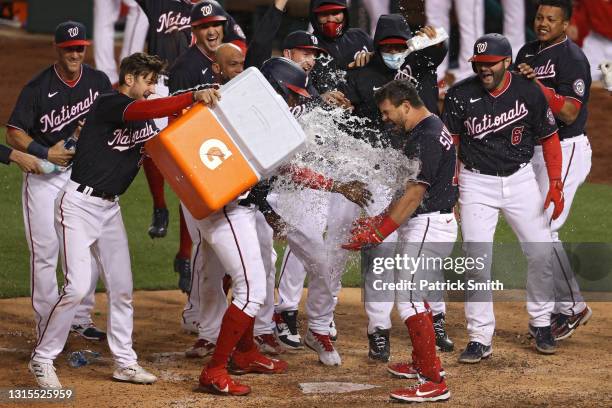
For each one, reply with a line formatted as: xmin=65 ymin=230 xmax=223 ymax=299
xmin=532 ymin=135 xmax=592 ymax=316
xmin=32 ymin=180 xmax=138 ymax=368
xmin=425 ymin=0 xmax=485 ymax=81
xmin=500 ymin=0 xmax=525 ymax=60
xmin=459 ymin=163 xmax=555 ymax=346
xmin=94 ymin=0 xmax=148 ymax=84
xmin=181 ymin=204 xmax=276 ymax=341
xmin=395 ymin=213 xmax=458 ymax=321
xmin=581 ymin=32 xmax=612 ymax=82
xmin=22 ymin=171 xmax=98 ymax=340
xmin=365 ymin=213 xmax=456 ymax=333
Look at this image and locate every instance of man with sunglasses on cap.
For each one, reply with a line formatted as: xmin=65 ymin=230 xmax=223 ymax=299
xmin=6 ymin=21 xmax=111 ymax=353
xmin=442 ymin=33 xmax=563 ymax=362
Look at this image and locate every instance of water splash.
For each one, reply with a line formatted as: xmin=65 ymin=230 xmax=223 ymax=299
xmin=270 ymin=105 xmax=421 ymax=231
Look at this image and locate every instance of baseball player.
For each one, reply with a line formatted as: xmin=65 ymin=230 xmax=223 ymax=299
xmin=343 ymin=14 xmax=453 ymax=361
xmin=170 ymin=2 xmax=255 ymax=338
xmin=238 ymin=0 xmax=349 ymax=351
xmin=28 ymin=52 xmax=220 ymax=389
xmin=5 ymin=21 xmax=110 ymax=346
xmin=136 ymin=0 xmax=246 ymax=298
xmin=195 ymin=58 xmax=345 ymax=397
xmin=443 ymin=33 xmax=563 ymax=362
xmin=0 ymin=145 xmax=41 ymax=173
xmin=94 ymin=0 xmax=148 ymax=85
xmin=342 ymin=79 xmax=455 ymax=403
xmin=515 ymin=0 xmax=593 ymax=341
xmin=425 ymin=0 xmax=485 ymax=82
xmin=182 ymin=45 xmax=287 ymax=358
xmin=308 ymin=0 xmax=374 ymax=93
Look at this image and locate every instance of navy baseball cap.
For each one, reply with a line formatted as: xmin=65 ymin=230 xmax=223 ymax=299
xmin=191 ymin=1 xmax=227 ymax=27
xmin=469 ymin=33 xmax=512 ymax=63
xmin=55 ymin=21 xmax=91 ymax=48
xmin=314 ymin=1 xmax=347 ymax=13
xmin=281 ymin=31 xmax=327 ymax=54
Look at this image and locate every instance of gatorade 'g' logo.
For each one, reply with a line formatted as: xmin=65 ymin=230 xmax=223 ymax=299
xmin=476 ymin=42 xmax=487 ymax=54
xmin=200 ymin=139 xmax=232 ymax=170
xmin=201 ymin=4 xmax=213 ymax=16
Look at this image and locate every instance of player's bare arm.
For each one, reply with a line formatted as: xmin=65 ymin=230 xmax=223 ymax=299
xmin=385 ymin=182 xmax=427 ymax=225
xmin=6 ymin=127 xmax=74 ymax=166
xmin=8 ymin=149 xmax=42 ymax=174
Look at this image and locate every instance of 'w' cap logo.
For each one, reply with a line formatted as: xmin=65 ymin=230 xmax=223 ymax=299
xmin=201 ymin=4 xmax=213 ymax=16
xmin=476 ymin=42 xmax=487 ymax=53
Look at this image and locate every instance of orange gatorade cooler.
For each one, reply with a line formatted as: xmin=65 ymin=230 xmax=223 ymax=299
xmin=146 ymin=67 xmax=306 ymax=219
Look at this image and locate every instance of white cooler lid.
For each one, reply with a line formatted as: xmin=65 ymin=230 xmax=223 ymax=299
xmin=211 ymin=67 xmax=306 ymax=178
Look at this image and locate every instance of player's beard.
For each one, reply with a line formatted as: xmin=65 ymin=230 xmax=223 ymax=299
xmin=479 ymin=67 xmax=506 ymax=91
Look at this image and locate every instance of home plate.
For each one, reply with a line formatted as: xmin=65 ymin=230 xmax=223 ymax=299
xmin=299 ymin=382 xmax=379 ymax=394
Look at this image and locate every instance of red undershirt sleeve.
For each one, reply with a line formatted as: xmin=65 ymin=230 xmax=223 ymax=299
xmin=541 ymin=132 xmax=562 ymax=181
xmin=123 ymin=92 xmax=194 ymax=121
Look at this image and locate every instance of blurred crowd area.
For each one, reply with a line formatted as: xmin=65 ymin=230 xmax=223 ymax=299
xmin=1 ymin=0 xmax=610 ymax=86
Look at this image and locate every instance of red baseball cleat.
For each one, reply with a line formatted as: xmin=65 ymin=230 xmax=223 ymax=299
xmin=387 ymin=362 xmax=446 ymax=380
xmin=199 ymin=365 xmax=251 ymax=396
xmin=229 ymin=349 xmax=288 ymax=375
xmin=390 ymin=378 xmax=450 ymax=403
xmin=255 ymin=333 xmax=285 ymax=355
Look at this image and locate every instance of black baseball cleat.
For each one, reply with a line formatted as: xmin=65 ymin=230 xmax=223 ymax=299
xmin=174 ymin=256 xmax=191 ymax=294
xmin=529 ymin=325 xmax=557 ymax=354
xmin=458 ymin=341 xmax=492 ymax=364
xmin=148 ymin=208 xmax=169 ymax=238
xmin=368 ymin=328 xmax=390 ymax=362
xmin=71 ymin=324 xmax=106 ymax=341
xmin=274 ymin=310 xmax=303 ymax=350
xmin=433 ymin=313 xmax=454 ymax=352
xmin=551 ymin=306 xmax=592 ymax=341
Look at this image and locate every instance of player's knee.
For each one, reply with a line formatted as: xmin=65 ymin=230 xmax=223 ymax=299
xmin=62 ymin=283 xmax=90 ymax=304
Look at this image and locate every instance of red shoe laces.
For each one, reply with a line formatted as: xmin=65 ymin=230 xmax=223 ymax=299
xmin=312 ymin=331 xmax=334 ymax=352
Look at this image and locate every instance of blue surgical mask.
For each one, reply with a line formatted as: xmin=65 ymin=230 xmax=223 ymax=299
xmin=381 ymin=51 xmax=409 ymax=70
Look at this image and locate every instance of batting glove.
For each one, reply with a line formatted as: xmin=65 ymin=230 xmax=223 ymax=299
xmin=544 ymin=179 xmax=564 ymax=220
xmin=342 ymin=215 xmax=399 ymax=251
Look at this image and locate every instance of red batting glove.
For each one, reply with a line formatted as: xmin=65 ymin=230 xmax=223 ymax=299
xmin=544 ymin=179 xmax=564 ymax=220
xmin=342 ymin=215 xmax=399 ymax=251
xmin=351 ymin=214 xmax=386 ymax=233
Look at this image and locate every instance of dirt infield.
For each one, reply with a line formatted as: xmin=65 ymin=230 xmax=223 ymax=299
xmin=1 ymin=27 xmax=612 ymax=183
xmin=0 ymin=289 xmax=611 ymax=407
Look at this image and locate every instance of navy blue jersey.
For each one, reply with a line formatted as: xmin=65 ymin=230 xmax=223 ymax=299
xmin=7 ymin=64 xmax=112 ymax=147
xmin=515 ymin=37 xmax=591 ymax=140
xmin=345 ymin=45 xmax=446 ymax=122
xmin=401 ymin=115 xmax=458 ymax=215
xmin=0 ymin=145 xmax=11 ymax=165
xmin=168 ymin=45 xmax=217 ymax=93
xmin=442 ymin=72 xmax=558 ymax=175
xmin=136 ymin=0 xmax=246 ymax=64
xmin=71 ymin=91 xmax=158 ymax=196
